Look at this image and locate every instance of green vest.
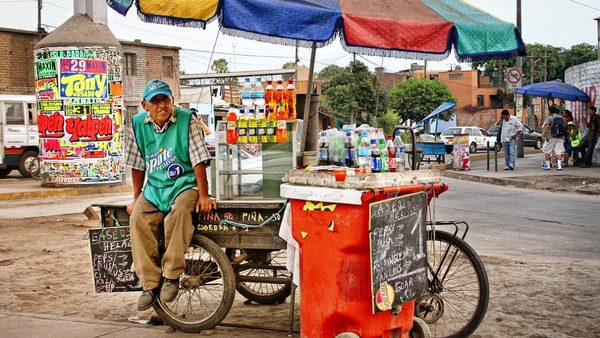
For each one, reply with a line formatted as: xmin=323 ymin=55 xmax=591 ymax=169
xmin=132 ymin=107 xmax=196 ymax=212
xmin=570 ymin=130 xmax=583 ymax=148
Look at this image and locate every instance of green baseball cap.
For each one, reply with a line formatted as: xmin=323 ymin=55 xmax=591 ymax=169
xmin=143 ymin=79 xmax=172 ymax=101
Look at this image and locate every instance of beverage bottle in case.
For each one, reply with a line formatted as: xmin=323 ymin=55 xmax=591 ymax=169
xmin=393 ymin=131 xmax=406 ymax=170
xmin=344 ymin=131 xmax=357 ymax=168
xmin=247 ymin=108 xmax=258 ymax=143
xmin=379 ymin=138 xmax=389 ymax=172
xmin=237 ymin=109 xmax=248 ymax=143
xmin=225 ymin=103 xmax=238 ymax=144
xmin=266 ymin=108 xmax=277 ymax=143
xmin=370 ymin=138 xmax=382 ymax=173
xmin=274 ymin=79 xmax=285 ymax=105
xmin=264 ymin=80 xmax=275 ymax=111
xmin=318 ymin=131 xmax=330 ymax=165
xmin=257 ymin=108 xmax=267 ymax=143
xmin=357 ymin=131 xmax=372 ymax=172
xmin=285 ymin=79 xmax=296 ymax=119
xmin=276 ymin=102 xmax=288 ymax=143
xmin=253 ymin=77 xmax=265 ymax=107
xmin=241 ymin=77 xmax=254 ymax=108
xmin=386 ymin=136 xmax=396 ymax=172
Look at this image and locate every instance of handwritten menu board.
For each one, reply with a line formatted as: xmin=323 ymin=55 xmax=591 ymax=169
xmin=89 ymin=226 xmax=141 ymax=293
xmin=369 ymin=192 xmax=428 ymax=313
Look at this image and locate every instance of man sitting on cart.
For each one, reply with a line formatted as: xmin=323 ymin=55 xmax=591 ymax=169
xmin=125 ymin=79 xmax=214 ymax=311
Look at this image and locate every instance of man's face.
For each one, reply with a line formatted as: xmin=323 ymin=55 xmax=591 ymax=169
xmin=142 ymin=94 xmax=174 ymax=127
xmin=501 ymin=114 xmax=509 ymax=121
xmin=587 ymin=108 xmax=595 ymax=116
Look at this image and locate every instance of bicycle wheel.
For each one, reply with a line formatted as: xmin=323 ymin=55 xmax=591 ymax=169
xmin=154 ymin=235 xmax=236 ymax=333
xmin=228 ymin=248 xmax=292 ymax=304
xmin=415 ymin=230 xmax=489 ymax=338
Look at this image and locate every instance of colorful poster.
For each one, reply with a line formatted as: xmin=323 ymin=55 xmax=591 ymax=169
xmin=34 ymin=47 xmax=124 ymax=185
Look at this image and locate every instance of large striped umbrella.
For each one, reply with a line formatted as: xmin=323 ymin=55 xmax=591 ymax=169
xmin=108 ymin=0 xmax=526 ymax=62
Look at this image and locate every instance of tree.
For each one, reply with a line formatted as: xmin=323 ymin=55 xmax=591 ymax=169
xmin=388 ymin=78 xmax=455 ymax=122
xmin=319 ymin=61 xmax=387 ymax=125
xmin=282 ymin=61 xmax=296 ymax=81
xmin=377 ymin=110 xmax=400 ymax=136
xmin=210 ymin=58 xmax=237 ymax=102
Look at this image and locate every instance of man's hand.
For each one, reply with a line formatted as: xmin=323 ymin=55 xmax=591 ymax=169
xmin=126 ymin=198 xmax=137 ymax=215
xmin=195 ymin=194 xmax=215 ymax=214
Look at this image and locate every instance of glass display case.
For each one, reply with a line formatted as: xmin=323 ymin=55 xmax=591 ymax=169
xmin=213 ymin=120 xmax=302 ymax=202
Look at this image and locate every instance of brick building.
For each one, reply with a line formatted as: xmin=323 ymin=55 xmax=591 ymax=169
xmin=0 ymin=27 xmax=181 ymax=123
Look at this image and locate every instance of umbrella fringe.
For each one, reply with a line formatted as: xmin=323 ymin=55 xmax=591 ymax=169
xmin=219 ymin=26 xmax=336 ymax=50
xmin=133 ymin=8 xmax=211 ymax=29
xmin=342 ymin=45 xmax=450 ymax=61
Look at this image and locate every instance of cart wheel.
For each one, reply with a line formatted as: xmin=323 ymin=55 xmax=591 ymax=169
xmin=228 ymin=248 xmax=292 ymax=304
xmin=153 ymin=235 xmax=236 ymax=333
xmin=410 ymin=317 xmax=431 ymax=338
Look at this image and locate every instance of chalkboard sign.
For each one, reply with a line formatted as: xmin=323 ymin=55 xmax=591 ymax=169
xmin=369 ymin=192 xmax=428 ymax=313
xmin=89 ymin=226 xmax=141 ymax=293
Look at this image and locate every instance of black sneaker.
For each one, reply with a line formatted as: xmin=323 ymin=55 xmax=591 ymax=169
xmin=160 ymin=278 xmax=180 ymax=303
xmin=137 ymin=290 xmax=156 ymax=311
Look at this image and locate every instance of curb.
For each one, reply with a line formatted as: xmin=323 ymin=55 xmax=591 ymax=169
xmin=443 ymin=170 xmax=536 ymax=189
xmin=0 ymin=183 xmax=133 ymax=201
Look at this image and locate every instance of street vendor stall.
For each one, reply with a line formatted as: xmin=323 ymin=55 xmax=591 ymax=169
xmin=93 ymin=0 xmax=522 ymax=336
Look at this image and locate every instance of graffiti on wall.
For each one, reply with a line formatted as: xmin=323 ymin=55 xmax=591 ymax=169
xmin=34 ymin=47 xmax=124 ymax=185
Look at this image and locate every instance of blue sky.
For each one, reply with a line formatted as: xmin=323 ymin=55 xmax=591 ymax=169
xmin=1 ymin=0 xmax=599 ymax=74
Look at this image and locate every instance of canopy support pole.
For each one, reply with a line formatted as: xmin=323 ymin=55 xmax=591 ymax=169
xmin=300 ymin=43 xmax=316 ymax=156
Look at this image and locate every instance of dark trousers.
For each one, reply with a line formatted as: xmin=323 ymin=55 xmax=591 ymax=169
xmin=580 ymin=136 xmax=598 ymax=166
xmin=572 ymin=146 xmax=582 ymax=165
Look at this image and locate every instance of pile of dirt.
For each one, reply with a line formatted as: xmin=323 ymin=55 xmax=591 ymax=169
xmin=510 ymin=175 xmax=600 ymax=195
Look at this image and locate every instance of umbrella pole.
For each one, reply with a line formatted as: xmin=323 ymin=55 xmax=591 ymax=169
xmin=300 ymin=43 xmax=316 ymax=156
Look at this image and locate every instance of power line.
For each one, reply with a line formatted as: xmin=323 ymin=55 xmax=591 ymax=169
xmin=565 ymin=0 xmax=600 ymax=11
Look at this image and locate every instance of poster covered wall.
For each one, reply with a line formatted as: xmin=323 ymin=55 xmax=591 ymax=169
xmin=34 ymin=47 xmax=124 ymax=185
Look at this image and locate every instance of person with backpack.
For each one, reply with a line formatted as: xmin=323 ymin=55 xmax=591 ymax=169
xmin=495 ymin=109 xmax=522 ymax=170
xmin=566 ymin=121 xmax=584 ymax=166
xmin=541 ymin=105 xmax=566 ymax=170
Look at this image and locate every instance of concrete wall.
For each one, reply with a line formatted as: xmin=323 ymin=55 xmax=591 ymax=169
xmin=564 ymin=60 xmax=599 ymax=130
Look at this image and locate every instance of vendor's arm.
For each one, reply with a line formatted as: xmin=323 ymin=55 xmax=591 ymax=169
xmin=189 ymin=114 xmax=214 ymax=214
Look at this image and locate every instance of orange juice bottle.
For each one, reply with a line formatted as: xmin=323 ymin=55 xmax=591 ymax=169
xmin=285 ymin=79 xmax=296 ymax=119
xmin=276 ymin=102 xmax=288 ymax=143
xmin=226 ymin=103 xmax=238 ymax=144
xmin=274 ymin=80 xmax=285 ymax=105
xmin=264 ymin=80 xmax=275 ymax=111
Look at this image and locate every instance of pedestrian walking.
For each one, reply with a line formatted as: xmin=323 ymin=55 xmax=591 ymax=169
xmin=495 ymin=109 xmax=522 ymax=170
xmin=541 ymin=105 xmax=566 ymax=170
xmin=579 ymin=105 xmax=600 ymax=168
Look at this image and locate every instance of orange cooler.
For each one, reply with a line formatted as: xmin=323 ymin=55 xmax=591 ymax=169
xmin=285 ymin=184 xmax=446 ymax=338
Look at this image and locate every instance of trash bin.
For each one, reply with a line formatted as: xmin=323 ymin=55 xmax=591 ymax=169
xmin=282 ymin=182 xmax=447 ymax=338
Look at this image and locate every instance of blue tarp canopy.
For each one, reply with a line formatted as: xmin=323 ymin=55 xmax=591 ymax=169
xmin=417 ymin=102 xmax=457 ymax=125
xmin=516 ymin=80 xmax=590 ymax=102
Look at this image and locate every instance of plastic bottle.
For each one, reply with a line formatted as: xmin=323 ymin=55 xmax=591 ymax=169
xmin=393 ymin=131 xmax=406 ymax=171
xmin=276 ymin=102 xmax=288 ymax=143
xmin=226 ymin=103 xmax=238 ymax=144
xmin=370 ymin=138 xmax=382 ymax=173
xmin=253 ymin=77 xmax=265 ymax=107
xmin=266 ymin=108 xmax=277 ymax=143
xmin=357 ymin=131 xmax=372 ymax=172
xmin=387 ymin=136 xmax=396 ymax=172
xmin=264 ymin=80 xmax=275 ymax=111
xmin=318 ymin=131 xmax=330 ymax=166
xmin=274 ymin=80 xmax=285 ymax=105
xmin=257 ymin=108 xmax=267 ymax=143
xmin=241 ymin=77 xmax=254 ymax=108
xmin=247 ymin=108 xmax=257 ymax=143
xmin=379 ymin=138 xmax=389 ymax=172
xmin=237 ymin=109 xmax=248 ymax=143
xmin=285 ymin=79 xmax=296 ymax=119
xmin=344 ymin=131 xmax=357 ymax=168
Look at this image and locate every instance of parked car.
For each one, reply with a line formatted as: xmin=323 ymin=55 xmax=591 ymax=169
xmin=440 ymin=126 xmax=500 ymax=154
xmin=488 ymin=123 xmax=543 ymax=150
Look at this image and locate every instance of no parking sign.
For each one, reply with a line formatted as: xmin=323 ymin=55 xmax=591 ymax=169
xmin=506 ymin=67 xmax=523 ymax=93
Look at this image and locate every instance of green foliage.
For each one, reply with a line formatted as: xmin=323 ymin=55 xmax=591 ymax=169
xmin=319 ymin=61 xmax=387 ymax=125
xmin=388 ymin=78 xmax=455 ymax=122
xmin=471 ymin=43 xmax=598 ymax=84
xmin=377 ymin=110 xmax=400 ymax=135
xmin=210 ymin=59 xmax=236 ymax=86
xmin=282 ymin=61 xmax=297 ymax=81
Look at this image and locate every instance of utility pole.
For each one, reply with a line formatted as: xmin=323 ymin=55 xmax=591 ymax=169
xmin=37 ymin=0 xmax=42 ymax=32
xmin=516 ymin=0 xmax=524 ymax=157
xmin=543 ymin=50 xmax=548 ymax=82
xmin=595 ymin=17 xmax=600 ymax=60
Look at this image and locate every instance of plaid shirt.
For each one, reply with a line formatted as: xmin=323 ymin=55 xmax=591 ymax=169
xmin=124 ymin=108 xmax=212 ymax=171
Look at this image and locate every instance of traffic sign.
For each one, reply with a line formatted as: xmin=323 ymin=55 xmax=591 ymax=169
xmin=506 ymin=67 xmax=522 ymax=93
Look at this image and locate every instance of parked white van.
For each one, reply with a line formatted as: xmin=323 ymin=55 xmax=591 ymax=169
xmin=0 ymin=94 xmax=39 ymax=178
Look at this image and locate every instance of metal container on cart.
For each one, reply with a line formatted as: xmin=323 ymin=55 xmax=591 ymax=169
xmin=281 ymin=171 xmax=446 ymax=338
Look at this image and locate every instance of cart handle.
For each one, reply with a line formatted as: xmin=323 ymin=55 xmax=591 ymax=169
xmin=361 ymin=183 xmax=448 ymax=203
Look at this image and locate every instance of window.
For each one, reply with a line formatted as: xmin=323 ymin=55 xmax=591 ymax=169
xmin=476 ymin=95 xmax=485 ymax=106
xmin=27 ymin=103 xmax=36 ymax=124
xmin=126 ymin=105 xmax=140 ymax=125
xmin=5 ymin=102 xmax=25 ymax=125
xmin=465 ymin=128 xmax=473 ymax=136
xmin=448 ymin=73 xmax=463 ymax=80
xmin=124 ymin=53 xmax=136 ymax=75
xmin=472 ymin=128 xmax=482 ymax=136
xmin=162 ymin=56 xmax=174 ymax=77
xmin=480 ymin=129 xmax=491 ymax=137
xmin=442 ymin=128 xmax=458 ymax=136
